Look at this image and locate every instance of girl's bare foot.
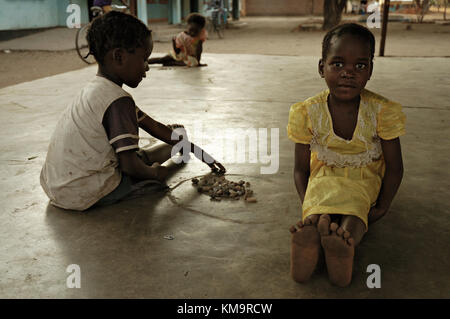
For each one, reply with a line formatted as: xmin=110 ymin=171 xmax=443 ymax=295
xmin=319 ymin=218 xmax=355 ymax=287
xmin=289 ymin=215 xmax=320 ymax=283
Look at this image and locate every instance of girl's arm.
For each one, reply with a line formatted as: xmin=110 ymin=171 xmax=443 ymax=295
xmin=118 ymin=150 xmax=168 ymax=181
xmin=369 ymin=137 xmax=404 ymax=224
xmin=172 ymin=37 xmax=181 ymax=55
xmin=139 ymin=115 xmax=179 ymax=147
xmin=138 ymin=115 xmax=225 ymax=173
xmin=196 ymin=41 xmax=207 ymax=67
xmin=294 ymin=143 xmax=311 ymax=203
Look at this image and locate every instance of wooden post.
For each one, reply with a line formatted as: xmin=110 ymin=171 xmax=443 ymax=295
xmin=241 ymin=0 xmax=246 ymax=16
xmin=379 ymin=0 xmax=390 ymax=57
xmin=445 ymin=0 xmax=448 ymax=20
xmin=232 ymin=0 xmax=240 ymax=20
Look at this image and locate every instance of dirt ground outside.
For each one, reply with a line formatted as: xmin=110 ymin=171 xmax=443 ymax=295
xmin=0 ymin=15 xmax=449 ymax=89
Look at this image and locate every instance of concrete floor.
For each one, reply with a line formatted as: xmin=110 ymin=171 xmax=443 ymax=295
xmin=0 ymin=54 xmax=449 ymax=298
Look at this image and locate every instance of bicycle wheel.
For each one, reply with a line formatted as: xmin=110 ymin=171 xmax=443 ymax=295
xmin=76 ymin=24 xmax=96 ymax=64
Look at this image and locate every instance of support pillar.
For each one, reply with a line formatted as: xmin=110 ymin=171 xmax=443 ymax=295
xmin=137 ymin=0 xmax=148 ymax=26
xmin=232 ymin=0 xmax=240 ymax=20
xmin=379 ymin=0 xmax=390 ymax=57
xmin=169 ymin=0 xmax=182 ymax=24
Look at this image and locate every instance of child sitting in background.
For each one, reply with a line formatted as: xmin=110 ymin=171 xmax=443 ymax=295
xmin=148 ymin=13 xmax=208 ymax=67
xmin=40 ymin=11 xmax=224 ymax=211
xmin=287 ymin=23 xmax=405 ymax=287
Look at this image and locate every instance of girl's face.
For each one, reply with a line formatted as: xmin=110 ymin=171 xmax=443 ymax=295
xmin=319 ymin=34 xmax=373 ymax=102
xmin=188 ymin=23 xmax=203 ymax=37
xmin=115 ymin=35 xmax=152 ymax=88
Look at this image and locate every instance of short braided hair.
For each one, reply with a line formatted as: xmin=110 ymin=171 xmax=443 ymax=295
xmin=186 ymin=13 xmax=206 ymax=29
xmin=86 ymin=11 xmax=151 ymax=65
xmin=322 ymin=23 xmax=375 ymax=61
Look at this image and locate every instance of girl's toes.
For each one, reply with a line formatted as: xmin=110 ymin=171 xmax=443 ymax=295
xmin=330 ymin=222 xmax=339 ymax=233
xmin=308 ymin=214 xmax=320 ymax=225
xmin=289 ymin=225 xmax=297 ymax=234
xmin=318 ymin=214 xmax=331 ymax=236
xmin=346 ymin=238 xmax=355 ymax=246
xmin=296 ymin=221 xmax=304 ymax=229
xmin=304 ymin=218 xmax=312 ymax=226
xmin=343 ymin=231 xmax=351 ymax=239
xmin=336 ymin=227 xmax=344 ymax=237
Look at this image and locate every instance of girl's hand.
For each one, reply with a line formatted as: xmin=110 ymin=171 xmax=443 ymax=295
xmin=208 ymin=161 xmax=226 ymax=174
xmin=368 ymin=206 xmax=388 ymax=225
xmin=151 ymin=162 xmax=169 ymax=182
xmin=191 ymin=145 xmax=225 ymax=174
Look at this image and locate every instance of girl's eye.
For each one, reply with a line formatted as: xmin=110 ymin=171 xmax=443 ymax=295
xmin=332 ymin=62 xmax=344 ymax=68
xmin=356 ymin=63 xmax=367 ymax=70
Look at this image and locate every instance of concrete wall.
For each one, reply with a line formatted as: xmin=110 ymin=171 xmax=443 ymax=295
xmin=146 ymin=0 xmax=205 ymax=25
xmin=0 ymin=0 xmax=89 ymax=31
xmin=244 ymin=0 xmax=324 ymax=16
xmin=148 ymin=0 xmax=169 ymax=22
xmin=58 ymin=0 xmax=89 ymax=26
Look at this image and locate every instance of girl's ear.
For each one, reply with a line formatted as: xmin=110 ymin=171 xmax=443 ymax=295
xmin=112 ymin=48 xmax=124 ymax=65
xmin=318 ymin=59 xmax=325 ymax=78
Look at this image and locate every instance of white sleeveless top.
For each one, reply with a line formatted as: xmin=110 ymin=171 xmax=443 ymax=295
xmin=40 ymin=76 xmax=131 ymax=210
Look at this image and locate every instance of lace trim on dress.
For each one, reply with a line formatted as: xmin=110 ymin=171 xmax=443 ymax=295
xmin=310 ymin=136 xmax=382 ymax=168
xmin=308 ymin=99 xmax=383 ymax=168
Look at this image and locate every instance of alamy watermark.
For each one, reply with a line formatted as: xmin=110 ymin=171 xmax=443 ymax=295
xmin=366 ymin=2 xmax=381 ymax=29
xmin=366 ymin=264 xmax=381 ymax=288
xmin=66 ymin=4 xmax=81 ymax=29
xmin=66 ymin=264 xmax=81 ymax=288
xmin=170 ymin=124 xmax=279 ymax=175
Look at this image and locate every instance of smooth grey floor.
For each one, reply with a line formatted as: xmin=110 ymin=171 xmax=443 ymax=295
xmin=0 ymin=54 xmax=449 ymax=298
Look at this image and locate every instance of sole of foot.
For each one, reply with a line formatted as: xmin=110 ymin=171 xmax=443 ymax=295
xmin=318 ymin=215 xmax=355 ymax=287
xmin=289 ymin=218 xmax=320 ymax=283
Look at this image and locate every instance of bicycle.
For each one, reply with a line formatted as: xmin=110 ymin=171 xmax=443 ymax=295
xmin=204 ymin=0 xmax=228 ymax=39
xmin=75 ymin=4 xmax=128 ymax=64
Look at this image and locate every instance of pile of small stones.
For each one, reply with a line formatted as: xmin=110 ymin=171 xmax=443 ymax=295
xmin=191 ymin=175 xmax=257 ymax=203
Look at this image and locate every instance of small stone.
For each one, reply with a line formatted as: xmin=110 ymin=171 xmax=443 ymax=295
xmin=245 ymin=197 xmax=257 ymax=203
xmin=191 ymin=178 xmax=199 ymax=184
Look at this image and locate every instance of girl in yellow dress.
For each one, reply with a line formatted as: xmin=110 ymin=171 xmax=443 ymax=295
xmin=287 ymin=23 xmax=405 ymax=287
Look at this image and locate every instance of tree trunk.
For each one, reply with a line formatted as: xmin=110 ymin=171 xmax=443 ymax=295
xmin=414 ymin=0 xmax=431 ymax=23
xmin=322 ymin=0 xmax=347 ymax=30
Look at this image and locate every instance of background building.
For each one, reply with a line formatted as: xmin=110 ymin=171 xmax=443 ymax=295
xmin=242 ymin=0 xmax=324 ymax=16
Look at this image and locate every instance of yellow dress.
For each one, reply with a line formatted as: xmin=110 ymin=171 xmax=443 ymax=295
xmin=287 ymin=88 xmax=406 ymax=229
